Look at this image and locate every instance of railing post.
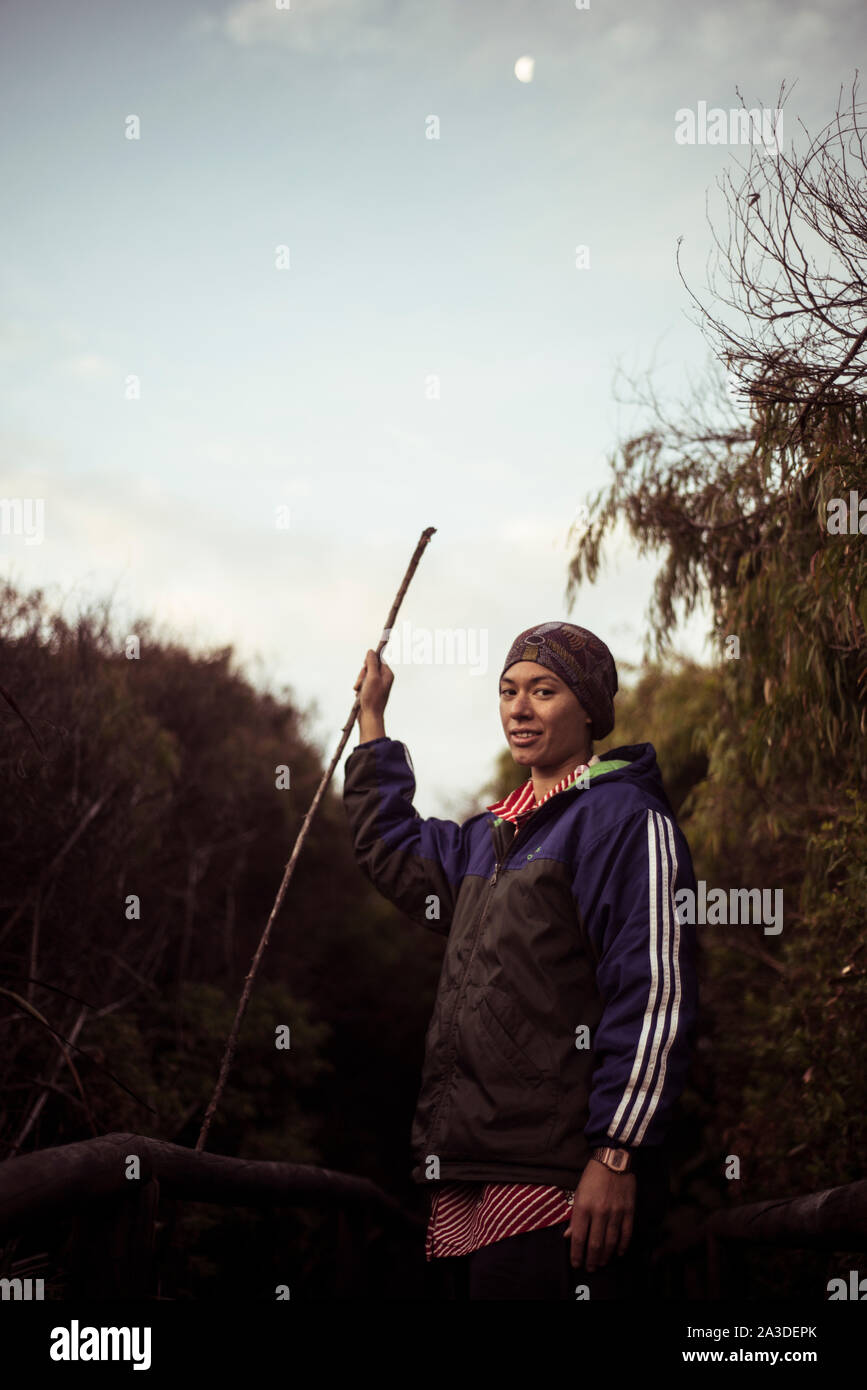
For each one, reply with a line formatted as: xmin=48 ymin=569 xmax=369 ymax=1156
xmin=334 ymin=1206 xmax=365 ymax=1299
xmin=706 ymin=1229 xmax=721 ymax=1299
xmin=68 ymin=1177 xmax=160 ymax=1299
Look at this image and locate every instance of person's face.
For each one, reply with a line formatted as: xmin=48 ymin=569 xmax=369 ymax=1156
xmin=498 ymin=661 xmax=591 ymax=771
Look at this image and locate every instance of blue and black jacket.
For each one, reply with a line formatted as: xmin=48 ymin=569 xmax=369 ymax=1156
xmin=343 ymin=737 xmax=699 ymax=1188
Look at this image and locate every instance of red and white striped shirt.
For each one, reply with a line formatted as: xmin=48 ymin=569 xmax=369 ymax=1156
xmin=425 ymin=755 xmax=600 ymax=1260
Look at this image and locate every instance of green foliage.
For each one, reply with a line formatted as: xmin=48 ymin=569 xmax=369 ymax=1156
xmin=81 ymin=982 xmax=331 ymax=1160
xmin=722 ymin=791 xmax=867 ymax=1193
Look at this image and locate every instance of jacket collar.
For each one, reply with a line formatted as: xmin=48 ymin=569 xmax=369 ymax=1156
xmin=487 ymin=753 xmax=601 ymax=824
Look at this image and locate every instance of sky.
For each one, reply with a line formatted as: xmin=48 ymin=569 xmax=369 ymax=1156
xmin=1 ymin=0 xmax=864 ymax=817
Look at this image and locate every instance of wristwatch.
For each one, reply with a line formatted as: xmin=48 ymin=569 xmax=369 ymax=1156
xmin=591 ymin=1145 xmax=633 ymax=1173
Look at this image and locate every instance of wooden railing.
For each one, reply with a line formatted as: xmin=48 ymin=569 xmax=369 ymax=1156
xmin=0 ymin=1132 xmax=424 ymax=1298
xmin=3 ymin=1134 xmax=864 ymax=1299
xmin=705 ymin=1179 xmax=867 ymax=1297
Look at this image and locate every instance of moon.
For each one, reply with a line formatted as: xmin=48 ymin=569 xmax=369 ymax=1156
xmin=514 ymin=55 xmax=535 ymax=83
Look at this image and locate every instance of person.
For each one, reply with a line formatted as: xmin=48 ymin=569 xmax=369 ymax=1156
xmin=343 ymin=620 xmax=699 ymax=1301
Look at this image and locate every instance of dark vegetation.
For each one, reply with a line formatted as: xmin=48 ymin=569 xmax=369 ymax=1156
xmin=0 ymin=590 xmax=444 ymax=1296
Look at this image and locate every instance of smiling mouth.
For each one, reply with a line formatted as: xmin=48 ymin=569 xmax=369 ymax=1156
xmin=510 ymin=730 xmax=541 ymax=742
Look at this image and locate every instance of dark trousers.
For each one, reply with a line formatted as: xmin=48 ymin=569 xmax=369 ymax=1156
xmin=432 ymin=1155 xmax=669 ymax=1301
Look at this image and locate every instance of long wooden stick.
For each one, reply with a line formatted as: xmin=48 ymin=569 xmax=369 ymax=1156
xmin=196 ymin=526 xmax=437 ymax=1151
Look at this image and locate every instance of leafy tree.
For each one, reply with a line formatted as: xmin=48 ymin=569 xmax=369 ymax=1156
xmin=564 ymin=79 xmax=867 ymax=1206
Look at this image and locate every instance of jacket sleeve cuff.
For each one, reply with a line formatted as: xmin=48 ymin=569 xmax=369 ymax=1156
xmin=585 ymin=1132 xmax=641 ymax=1153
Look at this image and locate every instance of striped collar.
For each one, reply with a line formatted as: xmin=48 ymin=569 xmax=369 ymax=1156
xmin=486 ymin=754 xmax=601 ymax=825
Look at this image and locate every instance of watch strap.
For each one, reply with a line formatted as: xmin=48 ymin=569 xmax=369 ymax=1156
xmin=591 ymin=1145 xmax=633 ymax=1173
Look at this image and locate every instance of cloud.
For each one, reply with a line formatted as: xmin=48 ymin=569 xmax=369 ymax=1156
xmin=187 ymin=0 xmax=612 ymax=69
xmin=191 ymin=0 xmax=408 ymax=57
xmin=606 ymin=21 xmax=657 ymax=55
xmin=60 ymin=353 xmax=117 ymax=381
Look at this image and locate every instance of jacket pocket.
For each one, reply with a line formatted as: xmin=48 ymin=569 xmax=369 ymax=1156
xmin=477 ymin=989 xmax=552 ymax=1087
xmin=454 ymin=988 xmax=559 ymax=1158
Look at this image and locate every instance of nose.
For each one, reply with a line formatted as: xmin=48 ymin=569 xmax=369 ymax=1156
xmin=511 ymin=691 xmax=533 ymax=718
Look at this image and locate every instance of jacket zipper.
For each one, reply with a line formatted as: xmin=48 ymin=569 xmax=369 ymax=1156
xmin=427 ymin=791 xmax=579 ymax=1149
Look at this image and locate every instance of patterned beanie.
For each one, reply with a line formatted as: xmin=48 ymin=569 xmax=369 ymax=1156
xmin=499 ymin=621 xmax=618 ymax=740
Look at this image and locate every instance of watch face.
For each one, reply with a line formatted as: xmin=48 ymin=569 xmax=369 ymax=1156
xmin=611 ymin=1151 xmax=629 ymax=1171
